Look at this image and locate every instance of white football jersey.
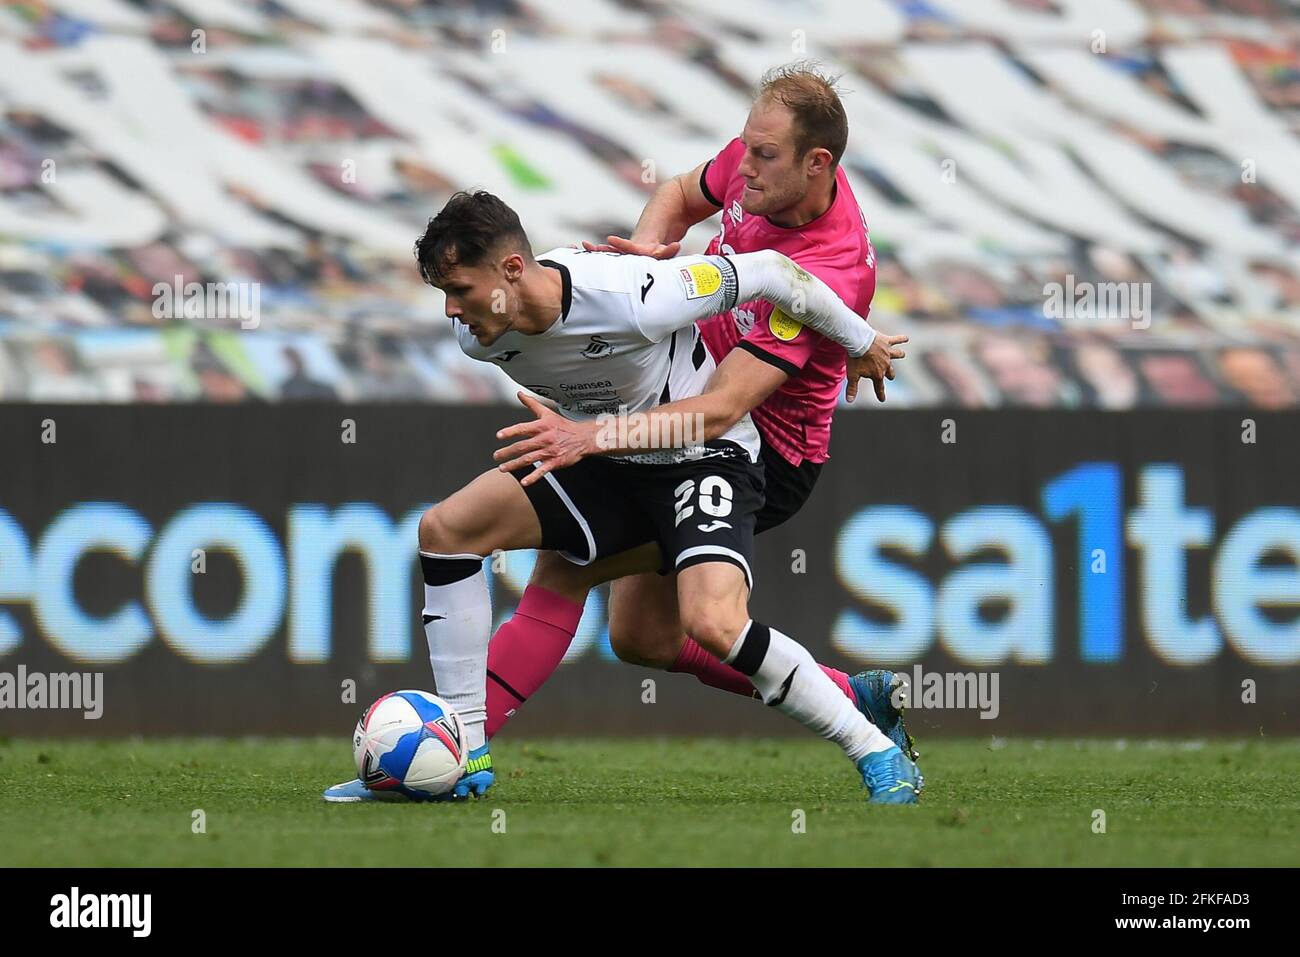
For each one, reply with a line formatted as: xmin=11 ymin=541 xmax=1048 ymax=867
xmin=455 ymin=246 xmax=760 ymax=463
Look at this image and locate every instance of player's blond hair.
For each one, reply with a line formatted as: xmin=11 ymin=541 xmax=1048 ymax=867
xmin=756 ymin=62 xmax=848 ymax=167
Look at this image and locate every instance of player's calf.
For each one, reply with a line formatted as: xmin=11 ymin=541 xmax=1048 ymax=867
xmin=484 ymin=543 xmax=666 ymax=739
xmin=527 ymin=549 xmax=600 ymax=604
xmin=608 ymin=571 xmax=685 ymax=668
xmin=722 ymin=618 xmax=917 ymax=801
xmin=674 ymin=564 xmax=915 ymax=803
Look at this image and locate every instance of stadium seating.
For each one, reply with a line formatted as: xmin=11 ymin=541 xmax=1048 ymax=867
xmin=1 ymin=0 xmax=1298 ymax=407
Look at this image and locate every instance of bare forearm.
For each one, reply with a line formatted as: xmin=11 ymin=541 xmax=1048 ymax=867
xmin=492 ymin=353 xmax=787 ymax=482
xmin=591 ymin=394 xmax=736 ymax=456
xmin=592 ymin=352 xmax=784 ymax=456
xmin=629 ymin=175 xmax=698 ymax=246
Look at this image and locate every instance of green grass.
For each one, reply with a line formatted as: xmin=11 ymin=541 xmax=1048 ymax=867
xmin=0 ymin=737 xmax=1297 ymax=867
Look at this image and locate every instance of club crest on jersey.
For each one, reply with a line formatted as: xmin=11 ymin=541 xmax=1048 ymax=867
xmin=581 ymin=335 xmax=613 ymax=359
xmin=679 ymin=262 xmax=722 ymax=300
xmin=769 ymin=308 xmax=803 ymax=342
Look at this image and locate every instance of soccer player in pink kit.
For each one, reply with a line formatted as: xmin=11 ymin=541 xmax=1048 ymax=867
xmin=469 ymin=66 xmax=917 ymax=791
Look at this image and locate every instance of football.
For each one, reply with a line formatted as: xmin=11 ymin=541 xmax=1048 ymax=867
xmin=353 ymin=690 xmax=467 ymax=799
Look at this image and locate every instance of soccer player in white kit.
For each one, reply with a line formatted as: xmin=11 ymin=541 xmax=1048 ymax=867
xmin=324 ymin=190 xmax=921 ymax=804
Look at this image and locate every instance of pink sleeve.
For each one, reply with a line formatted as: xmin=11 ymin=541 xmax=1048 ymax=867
xmin=701 ymin=138 xmax=744 ymax=207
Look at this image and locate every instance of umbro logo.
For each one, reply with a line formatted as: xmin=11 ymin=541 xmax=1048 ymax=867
xmin=729 ymin=200 xmax=743 ymax=225
xmin=581 ymin=335 xmax=613 ymax=359
xmin=491 ymin=350 xmax=522 ymax=363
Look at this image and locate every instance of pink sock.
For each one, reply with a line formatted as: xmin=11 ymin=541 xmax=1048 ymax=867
xmin=485 ymin=585 xmax=585 ymax=739
xmin=669 ymin=637 xmax=759 ymax=698
xmin=669 ymin=637 xmax=855 ymax=701
xmin=821 ymin=663 xmax=854 ymax=700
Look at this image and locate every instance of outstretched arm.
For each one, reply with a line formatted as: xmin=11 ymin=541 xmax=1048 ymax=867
xmin=729 ymin=249 xmax=875 ymax=355
xmin=633 ymin=250 xmax=907 ymax=395
xmin=644 ymin=347 xmax=788 ymax=445
xmin=494 ymin=348 xmax=787 ymax=482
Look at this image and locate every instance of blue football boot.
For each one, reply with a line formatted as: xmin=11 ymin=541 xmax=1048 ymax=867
xmin=323 ymin=746 xmax=494 ymax=803
xmin=433 ymin=744 xmax=495 ymax=801
xmin=322 ymin=777 xmax=417 ymax=802
xmin=858 ymin=746 xmax=924 ymax=804
xmin=849 ymin=670 xmax=918 ymax=761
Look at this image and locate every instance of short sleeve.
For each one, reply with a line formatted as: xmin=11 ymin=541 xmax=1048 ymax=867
xmin=701 ymin=138 xmax=744 ymax=208
xmin=735 ymin=300 xmax=822 ymax=376
xmin=737 ymin=251 xmax=873 ymax=375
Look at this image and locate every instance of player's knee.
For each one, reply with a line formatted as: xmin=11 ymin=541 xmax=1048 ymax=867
xmin=419 ymin=504 xmax=474 ymax=555
xmin=679 ymin=608 xmax=747 ymax=659
xmin=609 ymin=629 xmax=655 ymax=667
xmin=608 ymin=623 xmax=678 ymax=669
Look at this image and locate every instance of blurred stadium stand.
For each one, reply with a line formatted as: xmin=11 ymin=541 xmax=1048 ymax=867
xmin=1 ymin=0 xmax=1299 ymax=407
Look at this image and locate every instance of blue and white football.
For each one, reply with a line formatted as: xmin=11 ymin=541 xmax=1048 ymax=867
xmin=353 ymin=690 xmax=467 ymax=799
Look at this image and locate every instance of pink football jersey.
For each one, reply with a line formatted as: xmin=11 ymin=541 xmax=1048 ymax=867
xmin=698 ymin=137 xmax=877 ymax=465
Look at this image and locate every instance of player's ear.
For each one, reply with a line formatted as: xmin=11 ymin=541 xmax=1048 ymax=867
xmin=501 ymin=251 xmax=526 ymax=282
xmin=805 ymin=147 xmax=834 ymax=178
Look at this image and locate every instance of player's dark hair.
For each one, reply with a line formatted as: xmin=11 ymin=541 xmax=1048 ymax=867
xmin=757 ymin=62 xmax=848 ymax=168
xmin=415 ymin=190 xmax=532 ymax=285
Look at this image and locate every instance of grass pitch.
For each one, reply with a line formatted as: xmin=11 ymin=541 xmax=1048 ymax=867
xmin=0 ymin=737 xmax=1296 ymax=867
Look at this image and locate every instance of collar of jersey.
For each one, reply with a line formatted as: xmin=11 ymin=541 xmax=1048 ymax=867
xmin=536 ymin=257 xmax=573 ymax=324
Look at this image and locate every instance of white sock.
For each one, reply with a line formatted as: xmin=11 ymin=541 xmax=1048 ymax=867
xmin=420 ymin=551 xmax=491 ymax=751
xmin=724 ymin=620 xmax=893 ymax=762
